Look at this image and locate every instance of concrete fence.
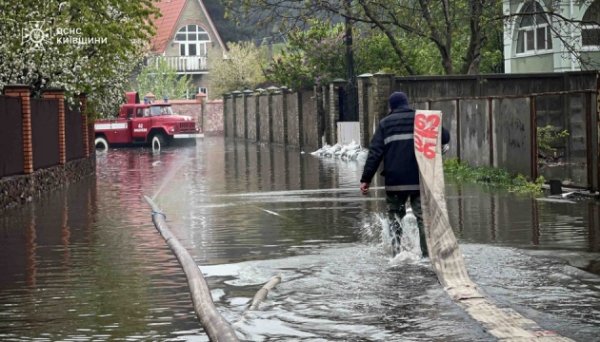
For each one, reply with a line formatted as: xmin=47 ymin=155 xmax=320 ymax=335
xmin=224 ymin=86 xmax=340 ymax=151
xmin=223 ymin=71 xmax=600 ymax=191
xmin=395 ymin=72 xmax=599 ymax=192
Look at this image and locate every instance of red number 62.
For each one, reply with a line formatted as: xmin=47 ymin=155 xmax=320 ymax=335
xmin=415 ymin=114 xmax=440 ymax=139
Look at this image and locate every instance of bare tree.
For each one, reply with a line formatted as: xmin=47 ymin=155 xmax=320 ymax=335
xmin=227 ymin=0 xmax=503 ymax=75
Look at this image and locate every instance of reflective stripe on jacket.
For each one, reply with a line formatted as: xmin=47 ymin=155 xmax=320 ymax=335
xmin=360 ymin=108 xmax=450 ymax=192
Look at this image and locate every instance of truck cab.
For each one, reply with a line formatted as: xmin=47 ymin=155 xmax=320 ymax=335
xmin=94 ymin=92 xmax=202 ymax=151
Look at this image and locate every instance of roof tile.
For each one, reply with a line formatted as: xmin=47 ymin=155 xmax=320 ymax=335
xmin=151 ymin=0 xmax=187 ymax=53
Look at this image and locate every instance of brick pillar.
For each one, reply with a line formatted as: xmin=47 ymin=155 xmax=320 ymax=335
xmin=4 ymin=85 xmax=33 ymax=174
xmin=329 ymin=79 xmax=345 ymax=144
xmin=77 ymin=94 xmax=90 ymax=157
xmin=357 ymin=73 xmax=373 ymax=147
xmin=43 ymin=89 xmax=66 ymax=165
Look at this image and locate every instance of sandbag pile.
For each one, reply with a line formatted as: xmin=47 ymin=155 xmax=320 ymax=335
xmin=310 ymin=141 xmax=368 ymax=162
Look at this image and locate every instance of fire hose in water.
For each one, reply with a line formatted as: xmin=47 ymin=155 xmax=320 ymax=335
xmin=414 ymin=110 xmax=572 ymax=341
xmin=144 ymin=196 xmax=281 ymax=341
xmin=144 ymin=196 xmax=240 ymax=342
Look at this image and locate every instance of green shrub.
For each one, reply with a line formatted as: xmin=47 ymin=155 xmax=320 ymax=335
xmin=537 ymin=125 xmax=569 ymax=158
xmin=443 ymin=158 xmax=544 ymax=194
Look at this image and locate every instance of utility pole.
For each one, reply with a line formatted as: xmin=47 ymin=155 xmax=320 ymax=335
xmin=344 ymin=0 xmax=358 ymax=121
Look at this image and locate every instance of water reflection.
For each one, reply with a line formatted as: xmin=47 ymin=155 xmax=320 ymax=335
xmin=0 ymin=137 xmax=598 ymax=341
xmin=444 ymin=181 xmax=600 ymax=253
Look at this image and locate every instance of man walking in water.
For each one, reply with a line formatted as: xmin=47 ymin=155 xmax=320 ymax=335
xmin=359 ymin=91 xmax=449 ymax=258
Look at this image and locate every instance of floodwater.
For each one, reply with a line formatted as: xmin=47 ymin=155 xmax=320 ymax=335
xmin=0 ymin=137 xmax=599 ymax=341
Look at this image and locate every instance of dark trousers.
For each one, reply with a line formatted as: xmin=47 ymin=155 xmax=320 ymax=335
xmin=386 ymin=191 xmax=428 ymax=257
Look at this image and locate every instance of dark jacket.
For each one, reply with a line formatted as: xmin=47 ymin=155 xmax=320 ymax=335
xmin=360 ymin=107 xmax=450 ymax=192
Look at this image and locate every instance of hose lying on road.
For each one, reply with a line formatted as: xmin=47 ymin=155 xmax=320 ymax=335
xmin=247 ymin=274 xmax=282 ymax=312
xmin=415 ymin=110 xmax=572 ymax=341
xmin=144 ymin=195 xmax=239 ymax=342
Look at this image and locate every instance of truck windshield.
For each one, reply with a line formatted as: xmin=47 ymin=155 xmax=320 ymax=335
xmin=149 ymin=106 xmax=173 ymax=116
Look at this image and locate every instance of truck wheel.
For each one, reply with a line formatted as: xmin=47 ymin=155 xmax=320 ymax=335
xmin=95 ymin=136 xmax=109 ymax=152
xmin=151 ymin=134 xmax=167 ymax=152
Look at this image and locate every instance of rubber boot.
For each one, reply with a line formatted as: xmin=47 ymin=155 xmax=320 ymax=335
xmin=389 ymin=216 xmax=403 ymax=257
xmin=418 ymin=227 xmax=428 ymax=258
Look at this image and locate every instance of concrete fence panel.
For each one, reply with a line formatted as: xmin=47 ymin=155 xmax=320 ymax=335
xmin=364 ymin=77 xmax=377 ymax=146
xmin=258 ymin=94 xmax=270 ymax=143
xmin=224 ymin=96 xmax=234 ymax=138
xmin=328 ymin=82 xmax=345 ymax=144
xmin=460 ymin=99 xmax=490 ymax=167
xmin=320 ymin=86 xmax=331 ymax=144
xmin=301 ymin=90 xmax=320 ymax=150
xmin=235 ymin=93 xmax=245 ymax=139
xmin=360 ymin=73 xmax=395 ymax=148
xmin=246 ymin=95 xmax=258 ymax=142
xmin=493 ymin=97 xmax=532 ymax=177
xmin=286 ymin=92 xmax=300 ymax=147
xmin=271 ymin=93 xmax=285 ymax=144
xmin=336 ymin=122 xmax=360 ymax=145
xmin=567 ymin=93 xmax=590 ymax=186
xmin=429 ymin=100 xmax=458 ymax=159
xmin=413 ymin=101 xmax=429 ymax=110
xmin=357 ymin=75 xmax=371 ymax=147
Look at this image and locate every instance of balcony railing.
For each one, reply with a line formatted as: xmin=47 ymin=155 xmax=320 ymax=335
xmin=148 ymin=56 xmax=208 ymax=72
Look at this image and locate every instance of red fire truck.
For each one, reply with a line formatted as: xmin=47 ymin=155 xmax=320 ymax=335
xmin=94 ymin=92 xmax=202 ymax=151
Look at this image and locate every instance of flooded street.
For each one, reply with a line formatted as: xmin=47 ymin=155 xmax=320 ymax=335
xmin=0 ymin=137 xmax=599 ymax=341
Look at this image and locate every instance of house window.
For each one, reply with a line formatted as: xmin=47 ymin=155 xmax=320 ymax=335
xmin=174 ymin=24 xmax=210 ymax=56
xmin=582 ymin=0 xmax=600 ymax=48
xmin=516 ymin=1 xmax=552 ymax=54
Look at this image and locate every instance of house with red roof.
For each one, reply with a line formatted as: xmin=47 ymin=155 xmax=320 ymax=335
xmin=149 ymin=0 xmax=227 ymax=98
